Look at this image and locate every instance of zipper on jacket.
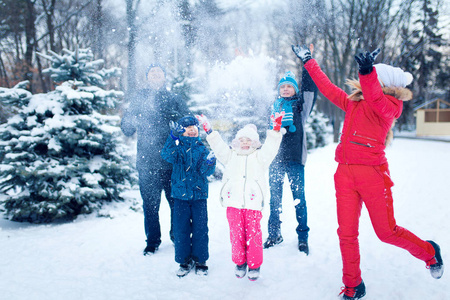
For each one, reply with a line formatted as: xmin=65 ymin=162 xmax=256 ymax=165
xmin=187 ymin=146 xmax=192 ymax=169
xmin=242 ymin=156 xmax=248 ymax=208
xmin=349 ymin=141 xmax=374 ymax=148
xmin=350 ymin=131 xmax=377 ymax=148
xmin=352 ymin=131 xmax=378 ymax=142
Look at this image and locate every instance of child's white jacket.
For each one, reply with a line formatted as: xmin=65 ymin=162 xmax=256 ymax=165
xmin=206 ymin=130 xmax=282 ymax=211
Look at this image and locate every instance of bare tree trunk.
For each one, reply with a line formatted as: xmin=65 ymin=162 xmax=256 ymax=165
xmin=92 ymin=0 xmax=104 ymax=59
xmin=24 ymin=0 xmax=37 ymax=91
xmin=35 ymin=44 xmax=48 ymax=93
xmin=41 ymin=0 xmax=56 ymax=51
xmin=37 ymin=0 xmax=56 ymax=92
xmin=0 ymin=54 xmax=11 ymax=88
xmin=125 ymin=0 xmax=140 ymax=98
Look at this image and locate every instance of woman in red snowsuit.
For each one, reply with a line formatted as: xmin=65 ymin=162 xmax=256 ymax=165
xmin=292 ymin=46 xmax=444 ymax=300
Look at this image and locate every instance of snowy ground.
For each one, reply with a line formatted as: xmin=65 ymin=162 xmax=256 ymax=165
xmin=0 ymin=138 xmax=449 ymax=300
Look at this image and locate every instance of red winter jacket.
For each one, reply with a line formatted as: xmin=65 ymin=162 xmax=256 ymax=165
xmin=304 ymin=59 xmax=403 ymax=166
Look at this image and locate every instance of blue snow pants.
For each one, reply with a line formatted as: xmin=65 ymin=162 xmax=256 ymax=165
xmin=173 ymin=198 xmax=209 ymax=264
xmin=139 ymin=168 xmax=174 ymax=248
xmin=268 ymin=161 xmax=309 ymax=243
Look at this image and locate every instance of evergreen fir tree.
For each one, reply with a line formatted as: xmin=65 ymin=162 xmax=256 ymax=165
xmin=305 ymin=108 xmax=331 ymax=149
xmin=392 ymin=0 xmax=446 ymax=130
xmin=0 ymin=48 xmax=136 ymax=223
xmin=404 ymin=0 xmax=444 ymax=103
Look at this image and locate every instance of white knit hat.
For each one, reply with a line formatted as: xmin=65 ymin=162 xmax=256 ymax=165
xmin=374 ymin=64 xmax=413 ymax=88
xmin=235 ymin=124 xmax=260 ymax=142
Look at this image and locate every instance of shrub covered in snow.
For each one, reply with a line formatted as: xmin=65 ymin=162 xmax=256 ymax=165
xmin=0 ymin=48 xmax=136 ymax=223
xmin=305 ymin=108 xmax=332 ymax=149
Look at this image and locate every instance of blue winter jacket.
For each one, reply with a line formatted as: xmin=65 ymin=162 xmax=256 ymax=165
xmin=161 ymin=135 xmax=216 ymax=201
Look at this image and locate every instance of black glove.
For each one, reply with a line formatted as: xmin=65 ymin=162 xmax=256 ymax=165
xmin=354 ymin=48 xmax=381 ymax=75
xmin=292 ymin=45 xmax=312 ymax=64
xmin=169 ymin=121 xmax=185 ymax=140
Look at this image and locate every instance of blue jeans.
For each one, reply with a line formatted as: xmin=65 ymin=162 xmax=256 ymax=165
xmin=268 ymin=161 xmax=309 ymax=243
xmin=173 ymin=199 xmax=209 ymax=264
xmin=139 ymin=168 xmax=174 ymax=248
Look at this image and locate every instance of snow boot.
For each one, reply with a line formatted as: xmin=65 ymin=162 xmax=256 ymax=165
xmin=298 ymin=241 xmax=309 ymax=255
xmin=195 ymin=262 xmax=208 ymax=276
xmin=235 ymin=262 xmax=247 ymax=278
xmin=426 ymin=240 xmax=444 ymax=279
xmin=248 ymin=267 xmax=260 ymax=281
xmin=263 ymin=236 xmax=283 ymax=249
xmin=339 ymin=280 xmax=366 ymax=300
xmin=176 ymin=259 xmax=195 ymax=278
xmin=143 ymin=244 xmax=158 ymax=256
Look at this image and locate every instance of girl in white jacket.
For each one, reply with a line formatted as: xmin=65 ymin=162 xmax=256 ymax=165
xmin=196 ymin=114 xmax=283 ymax=281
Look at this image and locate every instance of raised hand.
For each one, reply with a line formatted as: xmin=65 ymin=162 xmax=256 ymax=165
xmin=292 ymin=45 xmax=312 ymax=64
xmin=271 ymin=111 xmax=285 ymax=131
xmin=195 ymin=114 xmax=213 ymax=134
xmin=206 ymin=151 xmax=216 ymax=165
xmin=354 ymin=48 xmax=381 ymax=75
xmin=169 ymin=120 xmax=185 ymax=140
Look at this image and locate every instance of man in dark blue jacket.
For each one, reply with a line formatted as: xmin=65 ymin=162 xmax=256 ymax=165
xmin=121 ymin=64 xmax=189 ymax=255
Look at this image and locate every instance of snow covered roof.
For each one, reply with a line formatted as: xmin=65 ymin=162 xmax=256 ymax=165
xmin=414 ymin=98 xmax=450 ymax=110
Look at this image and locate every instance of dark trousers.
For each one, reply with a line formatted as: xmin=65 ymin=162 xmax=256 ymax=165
xmin=139 ymin=168 xmax=174 ymax=248
xmin=268 ymin=161 xmax=309 ymax=243
xmin=173 ymin=198 xmax=209 ymax=264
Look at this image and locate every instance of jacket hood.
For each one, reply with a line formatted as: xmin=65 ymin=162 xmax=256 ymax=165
xmin=346 ymin=79 xmax=413 ymax=102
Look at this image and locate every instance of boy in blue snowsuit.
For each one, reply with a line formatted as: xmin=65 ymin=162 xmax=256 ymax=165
xmin=161 ymin=116 xmax=216 ymax=277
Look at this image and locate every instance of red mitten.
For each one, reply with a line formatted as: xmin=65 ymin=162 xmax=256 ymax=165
xmin=195 ymin=114 xmax=213 ymax=134
xmin=271 ymin=112 xmax=285 ymax=131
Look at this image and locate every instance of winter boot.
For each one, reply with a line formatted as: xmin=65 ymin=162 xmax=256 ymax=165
xmin=248 ymin=267 xmax=260 ymax=281
xmin=263 ymin=236 xmax=283 ymax=249
xmin=339 ymin=280 xmax=366 ymax=300
xmin=298 ymin=241 xmax=309 ymax=255
xmin=143 ymin=244 xmax=158 ymax=256
xmin=176 ymin=259 xmax=195 ymax=278
xmin=235 ymin=262 xmax=247 ymax=278
xmin=426 ymin=240 xmax=444 ymax=279
xmin=195 ymin=262 xmax=208 ymax=276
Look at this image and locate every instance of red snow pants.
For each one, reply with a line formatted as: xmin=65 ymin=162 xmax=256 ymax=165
xmin=334 ymin=163 xmax=436 ymax=287
xmin=226 ymin=207 xmax=263 ymax=269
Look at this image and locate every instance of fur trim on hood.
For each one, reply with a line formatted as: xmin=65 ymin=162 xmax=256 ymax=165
xmin=346 ymin=79 xmax=413 ymax=102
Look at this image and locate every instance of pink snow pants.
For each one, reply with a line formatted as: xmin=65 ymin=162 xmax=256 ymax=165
xmin=226 ymin=207 xmax=263 ymax=269
xmin=335 ymin=163 xmax=436 ymax=287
